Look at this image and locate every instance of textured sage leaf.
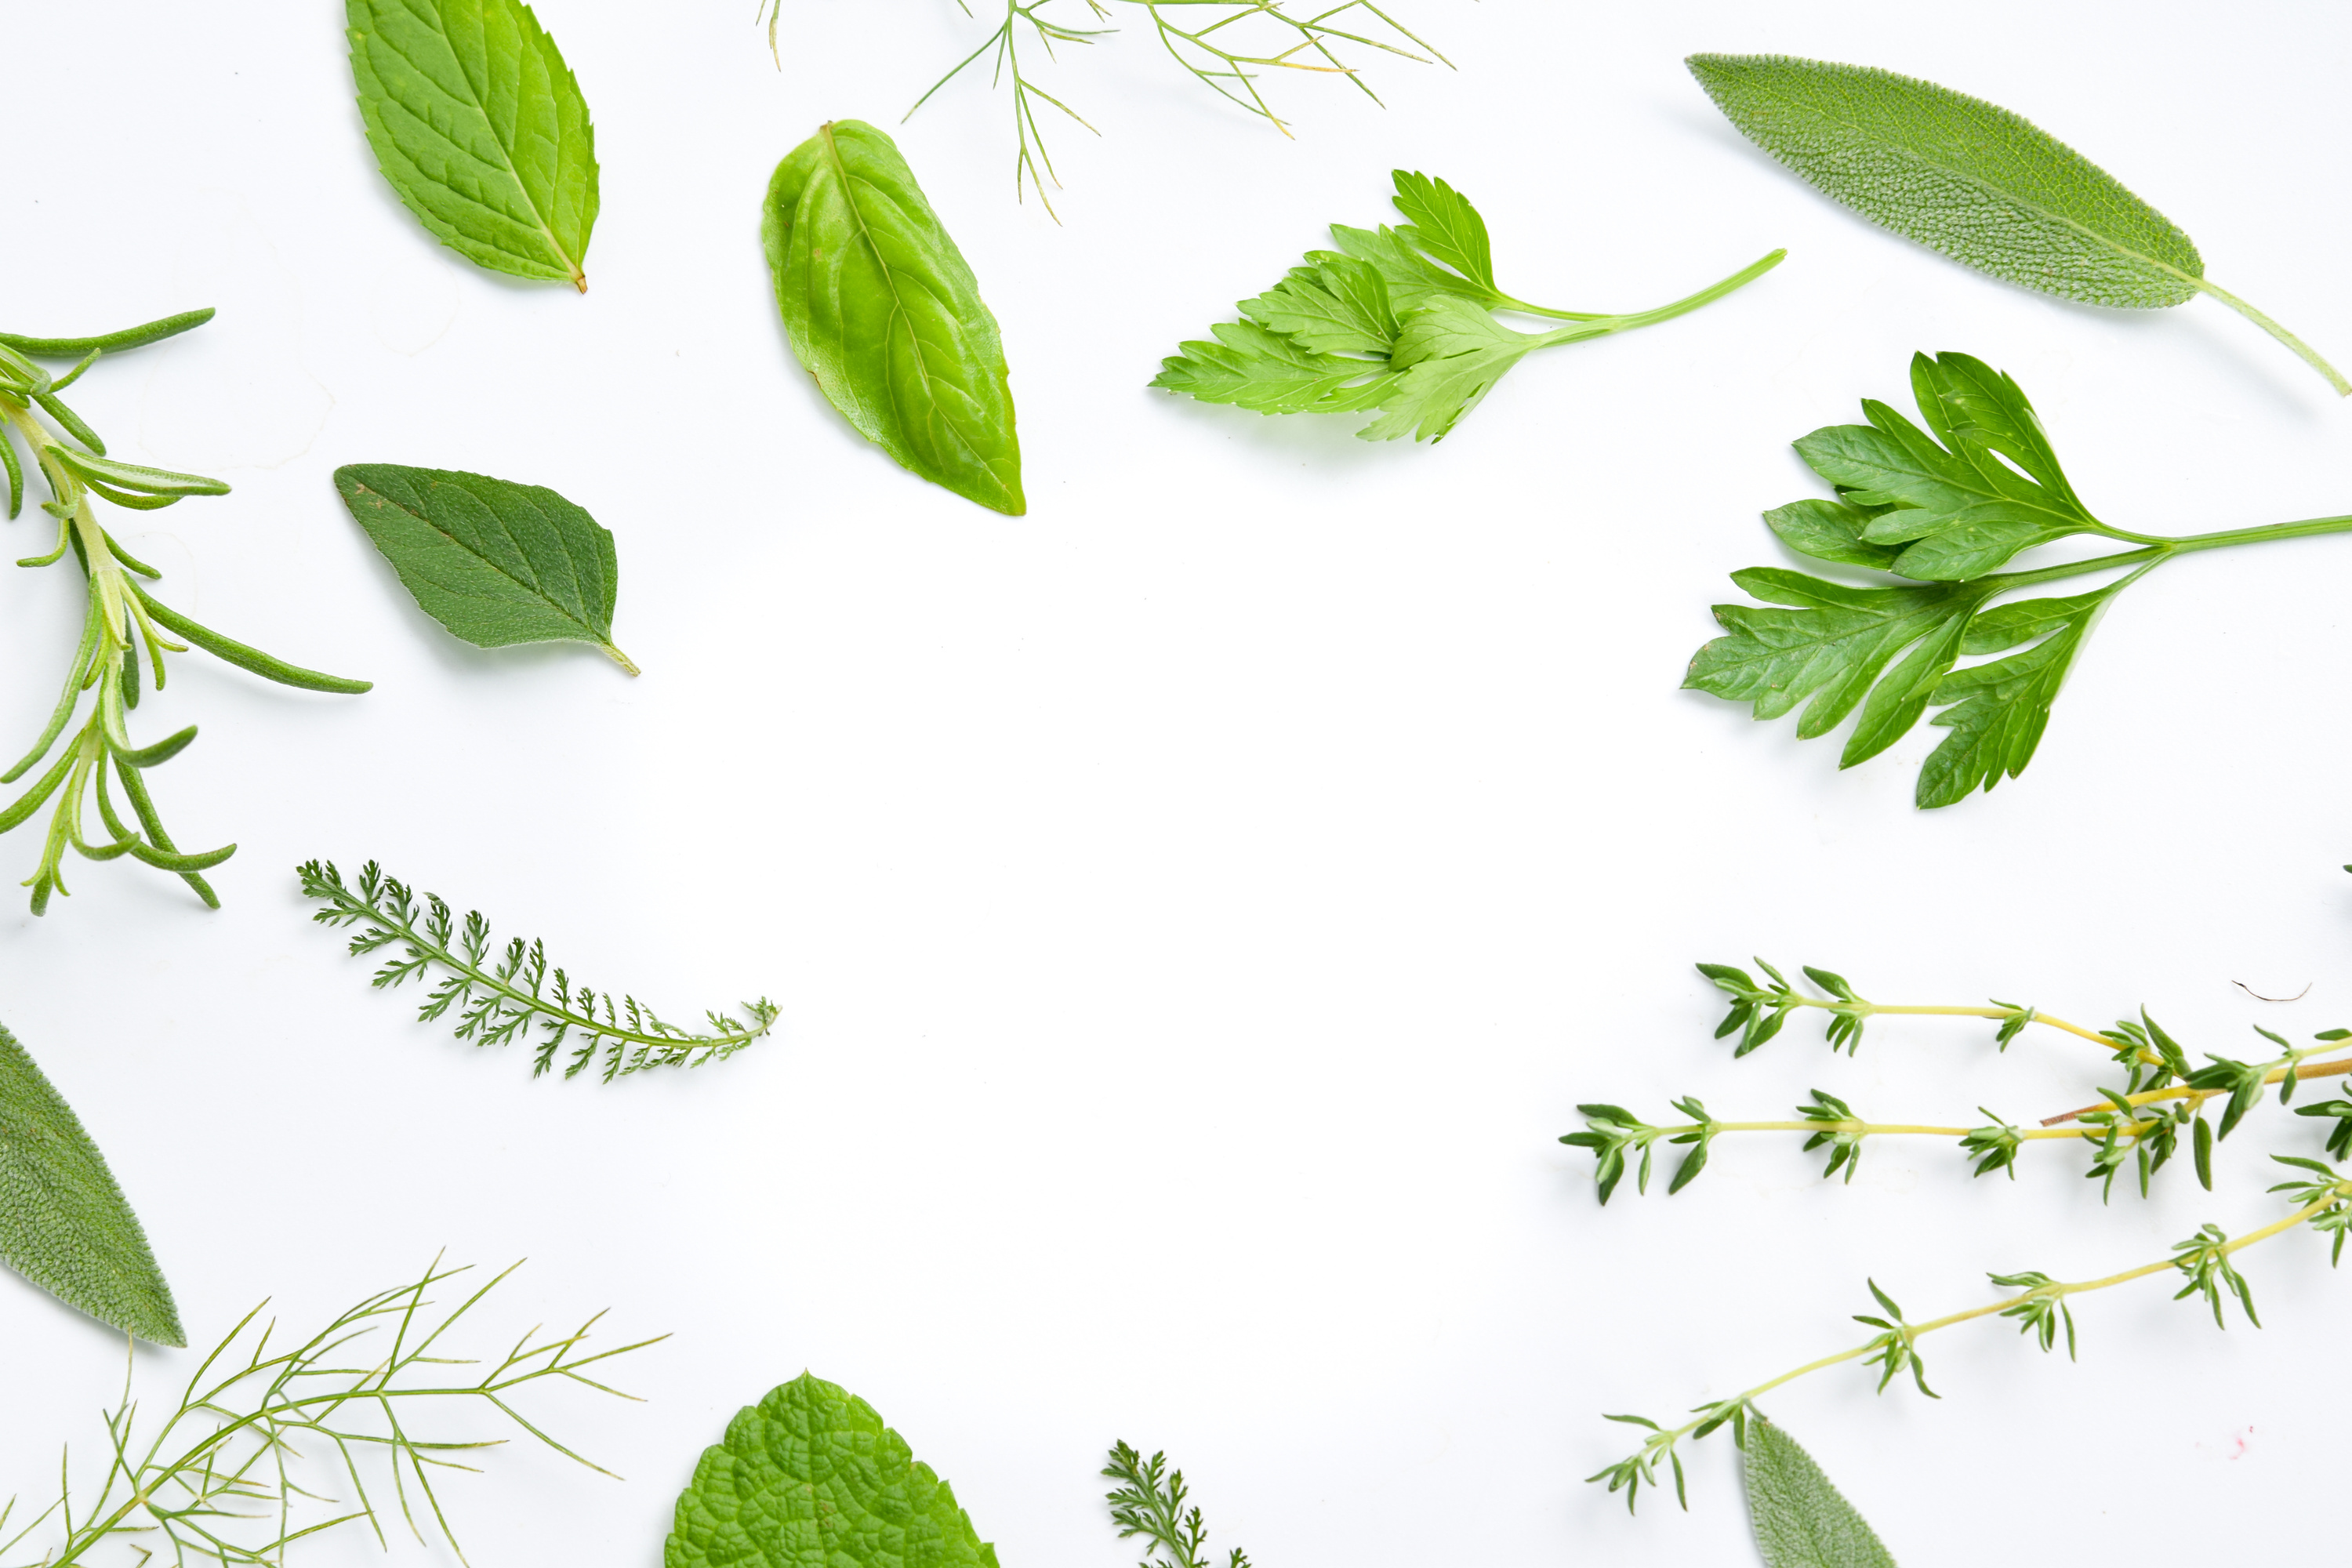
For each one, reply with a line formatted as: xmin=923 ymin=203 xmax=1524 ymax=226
xmin=347 ymin=0 xmax=599 ymax=289
xmin=763 ymin=122 xmax=1025 ymax=515
xmin=0 ymin=1022 xmax=183 ymax=1345
xmin=665 ymin=1372 xmax=1000 ymax=1568
xmin=1744 ymin=1417 xmax=1898 ymax=1567
xmin=333 ymin=463 xmax=635 ymax=672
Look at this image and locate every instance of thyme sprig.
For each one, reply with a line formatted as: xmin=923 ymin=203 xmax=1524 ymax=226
xmin=0 ymin=1256 xmax=655 ymax=1566
xmin=0 ymin=310 xmax=368 ymax=913
xmin=299 ymin=858 xmax=778 ymax=1083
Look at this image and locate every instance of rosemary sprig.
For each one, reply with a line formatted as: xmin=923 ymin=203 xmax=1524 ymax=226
xmin=0 ymin=1256 xmax=657 ymax=1566
xmin=298 ymin=858 xmax=778 ymax=1083
xmin=0 ymin=310 xmax=368 ymax=913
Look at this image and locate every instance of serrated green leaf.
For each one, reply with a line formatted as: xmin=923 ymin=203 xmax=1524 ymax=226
xmin=1763 ymin=499 xmax=1903 ymax=571
xmin=332 ymin=463 xmax=633 ymax=672
xmin=1388 ymin=170 xmax=1498 ymax=292
xmin=1744 ymin=1417 xmax=1899 ymax=1567
xmin=1323 ymin=224 xmax=1503 ymax=314
xmin=347 ymin=0 xmax=598 ymax=289
xmin=1915 ymin=588 xmax=2105 ymax=807
xmin=1151 ymin=321 xmax=1395 ymax=416
xmin=764 ymin=121 xmax=1023 ymax=516
xmin=1688 ymin=53 xmax=2198 ymax=310
xmin=1241 ymin=256 xmax=1400 ymax=358
xmin=1359 ymin=297 xmax=1537 ymax=443
xmin=0 ymin=1021 xmax=183 ymax=1345
xmin=665 ymin=1372 xmax=999 ymax=1568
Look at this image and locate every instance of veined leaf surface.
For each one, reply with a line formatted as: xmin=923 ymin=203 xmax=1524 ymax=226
xmin=1744 ymin=1417 xmax=1899 ymax=1567
xmin=1689 ymin=53 xmax=2198 ymax=309
xmin=0 ymin=1022 xmax=183 ymax=1345
xmin=333 ymin=463 xmax=634 ymax=672
xmin=347 ymin=0 xmax=599 ymax=289
xmin=665 ymin=1372 xmax=1000 ymax=1568
xmin=764 ymin=122 xmax=1024 ymax=515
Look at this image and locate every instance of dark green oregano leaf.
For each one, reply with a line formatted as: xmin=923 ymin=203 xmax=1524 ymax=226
xmin=347 ymin=0 xmax=600 ymax=290
xmin=1744 ymin=1417 xmax=1899 ymax=1567
xmin=764 ymin=121 xmax=1025 ymax=515
xmin=333 ymin=463 xmax=635 ymax=673
xmin=1687 ymin=53 xmax=2347 ymax=394
xmin=666 ymin=1371 xmax=999 ymax=1568
xmin=0 ymin=1021 xmax=182 ymax=1345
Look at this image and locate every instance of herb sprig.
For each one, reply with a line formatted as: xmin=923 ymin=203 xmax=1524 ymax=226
xmin=1103 ymin=1443 xmax=1250 ymax=1568
xmin=299 ymin=859 xmax=778 ymax=1083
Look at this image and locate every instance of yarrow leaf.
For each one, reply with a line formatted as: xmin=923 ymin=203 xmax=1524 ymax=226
xmin=764 ymin=121 xmax=1025 ymax=515
xmin=0 ymin=1021 xmax=181 ymax=1345
xmin=346 ymin=0 xmax=600 ymax=289
xmin=1686 ymin=53 xmax=2347 ymax=393
xmin=666 ymin=1371 xmax=999 ymax=1568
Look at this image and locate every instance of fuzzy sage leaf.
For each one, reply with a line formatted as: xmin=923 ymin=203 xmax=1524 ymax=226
xmin=763 ymin=121 xmax=1025 ymax=515
xmin=665 ymin=1372 xmax=999 ymax=1568
xmin=1687 ymin=53 xmax=2347 ymax=394
xmin=0 ymin=1021 xmax=181 ymax=1345
xmin=1744 ymin=1417 xmax=1899 ymax=1568
xmin=346 ymin=0 xmax=599 ymax=290
xmin=333 ymin=463 xmax=635 ymax=673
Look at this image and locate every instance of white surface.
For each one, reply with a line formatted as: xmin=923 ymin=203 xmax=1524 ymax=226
xmin=3 ymin=1 xmax=2350 ymax=1562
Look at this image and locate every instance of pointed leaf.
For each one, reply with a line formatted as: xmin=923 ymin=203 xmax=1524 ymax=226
xmin=764 ymin=121 xmax=1023 ymax=516
xmin=1388 ymin=170 xmax=1498 ymax=291
xmin=665 ymin=1371 xmax=1000 ymax=1568
xmin=333 ymin=463 xmax=633 ymax=671
xmin=0 ymin=1022 xmax=183 ymax=1345
xmin=1688 ymin=53 xmax=2200 ymax=309
xmin=1358 ymin=298 xmax=1536 ymax=443
xmin=1152 ymin=321 xmax=1392 ymax=415
xmin=1241 ymin=256 xmax=1400 ymax=358
xmin=346 ymin=0 xmax=598 ymax=289
xmin=1917 ymin=589 xmax=2106 ymax=807
xmin=1744 ymin=1417 xmax=1900 ymax=1567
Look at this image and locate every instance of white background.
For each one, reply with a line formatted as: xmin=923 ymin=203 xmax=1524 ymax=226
xmin=3 ymin=1 xmax=2351 ymax=1562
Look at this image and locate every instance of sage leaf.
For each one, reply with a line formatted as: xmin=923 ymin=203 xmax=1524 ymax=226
xmin=763 ymin=122 xmax=1025 ymax=515
xmin=347 ymin=0 xmax=599 ymax=290
xmin=665 ymin=1371 xmax=1000 ymax=1568
xmin=332 ymin=463 xmax=635 ymax=673
xmin=1744 ymin=1417 xmax=1898 ymax=1567
xmin=0 ymin=1021 xmax=183 ymax=1346
xmin=1687 ymin=53 xmax=2348 ymax=394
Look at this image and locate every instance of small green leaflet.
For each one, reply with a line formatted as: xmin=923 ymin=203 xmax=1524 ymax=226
xmin=1744 ymin=1417 xmax=1899 ymax=1567
xmin=347 ymin=0 xmax=599 ymax=290
xmin=665 ymin=1372 xmax=999 ymax=1568
xmin=333 ymin=463 xmax=635 ymax=673
xmin=1156 ymin=170 xmax=1784 ymax=443
xmin=764 ymin=122 xmax=1024 ymax=515
xmin=1687 ymin=54 xmax=2348 ymax=394
xmin=0 ymin=1022 xmax=183 ymax=1345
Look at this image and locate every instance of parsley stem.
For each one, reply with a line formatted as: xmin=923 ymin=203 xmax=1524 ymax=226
xmin=1525 ymin=249 xmax=1787 ymax=341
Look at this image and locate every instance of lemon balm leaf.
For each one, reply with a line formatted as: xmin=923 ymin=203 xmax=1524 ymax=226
xmin=347 ymin=0 xmax=599 ymax=290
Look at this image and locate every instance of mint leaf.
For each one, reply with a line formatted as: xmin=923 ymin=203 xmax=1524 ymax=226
xmin=666 ymin=1372 xmax=999 ymax=1568
xmin=1687 ymin=53 xmax=2347 ymax=392
xmin=1915 ymin=587 xmax=2107 ymax=808
xmin=1744 ymin=1417 xmax=1899 ymax=1567
xmin=332 ymin=463 xmax=633 ymax=673
xmin=346 ymin=0 xmax=598 ymax=289
xmin=764 ymin=121 xmax=1023 ymax=516
xmin=0 ymin=1021 xmax=182 ymax=1345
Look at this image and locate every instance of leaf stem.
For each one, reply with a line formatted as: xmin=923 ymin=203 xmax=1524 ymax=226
xmin=1525 ymin=249 xmax=1787 ymax=343
xmin=2189 ymin=278 xmax=2350 ymax=397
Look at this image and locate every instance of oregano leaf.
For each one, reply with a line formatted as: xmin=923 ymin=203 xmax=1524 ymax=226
xmin=763 ymin=122 xmax=1025 ymax=515
xmin=347 ymin=0 xmax=600 ymax=290
xmin=0 ymin=1021 xmax=183 ymax=1346
xmin=1744 ymin=1417 xmax=1899 ymax=1567
xmin=665 ymin=1371 xmax=1000 ymax=1568
xmin=332 ymin=463 xmax=635 ymax=673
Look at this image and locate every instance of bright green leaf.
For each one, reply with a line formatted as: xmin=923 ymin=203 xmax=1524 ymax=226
xmin=764 ymin=121 xmax=1024 ymax=516
xmin=1241 ymin=257 xmax=1400 ymax=358
xmin=665 ymin=1371 xmax=1000 ymax=1568
xmin=1916 ymin=588 xmax=2107 ymax=808
xmin=0 ymin=1021 xmax=183 ymax=1345
xmin=1744 ymin=1417 xmax=1899 ymax=1567
xmin=1388 ymin=170 xmax=1498 ymax=292
xmin=332 ymin=463 xmax=634 ymax=672
xmin=1359 ymin=296 xmax=1538 ymax=443
xmin=347 ymin=0 xmax=599 ymax=289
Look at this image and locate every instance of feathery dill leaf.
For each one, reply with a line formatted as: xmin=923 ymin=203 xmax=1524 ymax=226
xmin=1103 ymin=1441 xmax=1250 ymax=1568
xmin=298 ymin=858 xmax=777 ymax=1083
xmin=0 ymin=1256 xmax=656 ymax=1567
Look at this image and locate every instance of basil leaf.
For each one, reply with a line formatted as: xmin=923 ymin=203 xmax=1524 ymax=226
xmin=763 ymin=122 xmax=1025 ymax=515
xmin=1744 ymin=1417 xmax=1899 ymax=1567
xmin=665 ymin=1372 xmax=999 ymax=1568
xmin=347 ymin=0 xmax=599 ymax=290
xmin=0 ymin=1022 xmax=183 ymax=1345
xmin=332 ymin=463 xmax=635 ymax=673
